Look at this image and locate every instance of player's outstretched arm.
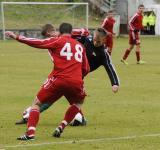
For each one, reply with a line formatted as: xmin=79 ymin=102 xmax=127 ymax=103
xmin=103 ymin=50 xmax=120 ymax=92
xmin=5 ymin=31 xmax=58 ymax=49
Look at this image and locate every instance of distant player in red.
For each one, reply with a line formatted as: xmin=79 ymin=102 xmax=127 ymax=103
xmin=101 ymin=10 xmax=115 ymax=55
xmin=5 ymin=23 xmax=90 ymax=140
xmin=121 ymin=4 xmax=146 ymax=65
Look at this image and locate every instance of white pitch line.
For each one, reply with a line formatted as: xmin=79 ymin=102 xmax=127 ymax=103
xmin=2 ymin=133 xmax=160 ymax=149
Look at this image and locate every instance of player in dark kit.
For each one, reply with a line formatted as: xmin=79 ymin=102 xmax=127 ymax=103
xmin=6 ymin=23 xmax=90 ymax=140
xmin=75 ymin=28 xmax=119 ymax=87
xmin=14 ymin=25 xmax=120 ymax=127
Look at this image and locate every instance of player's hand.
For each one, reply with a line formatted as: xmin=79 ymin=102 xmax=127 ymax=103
xmin=5 ymin=31 xmax=17 ymax=39
xmin=112 ymin=85 xmax=119 ymax=93
xmin=107 ymin=31 xmax=112 ymax=35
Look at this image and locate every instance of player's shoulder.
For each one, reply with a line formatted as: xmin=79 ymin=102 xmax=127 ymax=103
xmin=103 ymin=17 xmax=109 ymax=22
xmin=129 ymin=13 xmax=139 ymax=22
xmin=132 ymin=13 xmax=139 ymax=18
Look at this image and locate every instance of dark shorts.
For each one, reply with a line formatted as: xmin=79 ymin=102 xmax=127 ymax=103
xmin=36 ymin=77 xmax=86 ymax=105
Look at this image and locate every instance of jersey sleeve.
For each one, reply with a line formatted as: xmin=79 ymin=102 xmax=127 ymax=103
xmin=16 ymin=35 xmax=58 ymax=49
xmin=101 ymin=18 xmax=108 ymax=28
xmin=71 ymin=28 xmax=90 ymax=38
xmin=129 ymin=14 xmax=137 ymax=31
xmin=82 ymin=48 xmax=90 ymax=78
xmin=103 ymin=50 xmax=120 ymax=86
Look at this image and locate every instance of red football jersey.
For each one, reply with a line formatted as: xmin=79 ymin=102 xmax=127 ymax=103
xmin=101 ymin=17 xmax=115 ymax=34
xmin=129 ymin=12 xmax=143 ymax=31
xmin=16 ymin=35 xmax=90 ymax=81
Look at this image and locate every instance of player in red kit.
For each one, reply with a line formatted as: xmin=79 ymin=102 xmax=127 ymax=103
xmin=121 ymin=4 xmax=146 ymax=65
xmin=5 ymin=23 xmax=90 ymax=140
xmin=101 ymin=10 xmax=115 ymax=56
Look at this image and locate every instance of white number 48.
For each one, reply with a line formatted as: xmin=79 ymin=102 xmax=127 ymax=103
xmin=60 ymin=42 xmax=83 ymax=62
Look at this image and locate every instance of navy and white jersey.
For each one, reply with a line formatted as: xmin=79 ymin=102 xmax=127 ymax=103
xmin=78 ymin=36 xmax=120 ymax=86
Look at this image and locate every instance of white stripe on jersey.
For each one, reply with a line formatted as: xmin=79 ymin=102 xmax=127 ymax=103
xmin=129 ymin=13 xmax=138 ymax=30
xmin=19 ymin=36 xmax=53 ymax=42
xmin=48 ymin=49 xmax=54 ymax=62
xmin=104 ymin=50 xmax=120 ymax=85
xmin=101 ymin=18 xmax=108 ymax=28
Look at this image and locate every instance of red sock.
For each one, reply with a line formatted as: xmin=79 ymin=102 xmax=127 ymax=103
xmin=135 ymin=51 xmax=140 ymax=62
xmin=59 ymin=104 xmax=79 ymax=130
xmin=123 ymin=49 xmax=131 ymax=60
xmin=27 ymin=109 xmax=40 ymax=137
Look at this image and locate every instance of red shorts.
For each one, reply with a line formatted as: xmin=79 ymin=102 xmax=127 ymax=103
xmin=105 ymin=34 xmax=113 ymax=50
xmin=129 ymin=30 xmax=140 ymax=45
xmin=36 ymin=76 xmax=86 ymax=105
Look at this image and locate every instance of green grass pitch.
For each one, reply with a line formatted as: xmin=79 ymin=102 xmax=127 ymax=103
xmin=0 ymin=37 xmax=160 ymax=150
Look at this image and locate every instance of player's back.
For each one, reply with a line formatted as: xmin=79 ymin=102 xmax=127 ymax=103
xmin=49 ymin=35 xmax=86 ymax=82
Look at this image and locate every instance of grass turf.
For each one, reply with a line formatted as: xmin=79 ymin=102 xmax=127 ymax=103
xmin=0 ymin=37 xmax=160 ymax=149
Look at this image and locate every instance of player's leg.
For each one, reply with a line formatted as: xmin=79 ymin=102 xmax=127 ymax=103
xmin=134 ymin=33 xmax=146 ymax=64
xmin=17 ymin=97 xmax=41 ymax=140
xmin=15 ymin=103 xmax=52 ymax=125
xmin=53 ymin=103 xmax=83 ymax=138
xmin=17 ymin=77 xmax=63 ymax=140
xmin=121 ymin=44 xmax=134 ymax=65
xmin=15 ymin=77 xmax=61 ymax=125
xmin=121 ymin=31 xmax=135 ymax=64
xmin=135 ymin=44 xmax=146 ymax=64
xmin=69 ymin=102 xmax=87 ymax=126
xmin=66 ymin=83 xmax=86 ymax=126
xmin=70 ymin=108 xmax=87 ymax=126
xmin=135 ymin=44 xmax=141 ymax=63
xmin=106 ymin=35 xmax=113 ymax=56
xmin=53 ymin=81 xmax=86 ymax=137
xmin=15 ymin=106 xmax=31 ymax=125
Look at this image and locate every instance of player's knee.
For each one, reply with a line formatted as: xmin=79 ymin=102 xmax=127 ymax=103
xmin=32 ymin=98 xmax=42 ymax=110
xmin=32 ymin=104 xmax=41 ymax=111
xmin=129 ymin=45 xmax=134 ymax=50
xmin=40 ymin=103 xmax=51 ymax=112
